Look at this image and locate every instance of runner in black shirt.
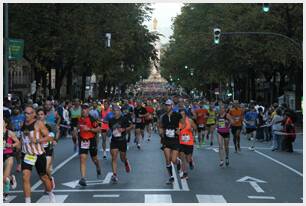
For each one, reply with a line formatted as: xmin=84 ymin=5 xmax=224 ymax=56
xmin=133 ymin=100 xmax=149 ymax=149
xmin=109 ymin=105 xmax=133 ymax=184
xmin=160 ymin=99 xmax=185 ymax=184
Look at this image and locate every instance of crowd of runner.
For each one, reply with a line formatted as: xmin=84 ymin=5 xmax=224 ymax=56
xmin=3 ymin=95 xmax=297 ymax=202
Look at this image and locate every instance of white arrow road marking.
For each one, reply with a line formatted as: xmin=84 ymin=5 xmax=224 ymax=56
xmin=4 ymin=195 xmax=16 ymax=203
xmin=93 ymin=194 xmax=120 ymax=198
xmin=31 ymin=152 xmax=78 ymax=190
xmin=248 ymin=196 xmax=275 ymax=200
xmin=236 ymin=176 xmax=266 ymax=193
xmin=212 ymin=148 xmax=219 ymax=153
xmin=196 ymin=194 xmax=227 ymax=203
xmin=36 ymin=194 xmax=68 ymax=203
xmin=62 ymin=172 xmax=113 ymax=188
xmin=145 ymin=194 xmax=172 ymax=203
xmin=249 ymin=181 xmax=265 ymax=193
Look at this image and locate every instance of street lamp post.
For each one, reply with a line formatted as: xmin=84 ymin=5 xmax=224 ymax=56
xmin=4 ymin=4 xmax=9 ymax=97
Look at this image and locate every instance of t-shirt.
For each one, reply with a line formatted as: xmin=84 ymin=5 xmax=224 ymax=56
xmin=109 ymin=116 xmax=131 ymax=141
xmin=11 ymin=114 xmax=25 ymax=131
xmin=229 ymin=108 xmax=244 ymax=127
xmin=244 ymin=111 xmax=258 ymax=129
xmin=195 ymin=108 xmax=208 ymax=125
xmin=161 ymin=112 xmax=182 ymax=141
xmin=134 ymin=107 xmax=147 ymax=124
xmin=78 ymin=116 xmax=98 ymax=140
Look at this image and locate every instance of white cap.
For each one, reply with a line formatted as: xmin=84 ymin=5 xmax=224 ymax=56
xmin=165 ymin=99 xmax=174 ymax=105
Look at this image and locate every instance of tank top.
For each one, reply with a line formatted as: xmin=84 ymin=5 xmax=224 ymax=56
xmin=179 ymin=117 xmax=194 ymax=145
xmin=46 ymin=111 xmax=57 ymax=132
xmin=207 ymin=109 xmax=216 ymax=125
xmin=3 ymin=130 xmax=14 ymax=155
xmin=70 ymin=107 xmax=81 ymax=119
xmin=217 ymin=113 xmax=230 ymax=133
xmin=21 ymin=121 xmax=45 ymax=155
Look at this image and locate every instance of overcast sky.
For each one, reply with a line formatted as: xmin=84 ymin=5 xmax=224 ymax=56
xmin=144 ymin=3 xmax=183 ymax=45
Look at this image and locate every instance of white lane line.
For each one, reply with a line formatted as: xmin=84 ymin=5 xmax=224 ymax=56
xmin=31 ymin=152 xmax=78 ymax=190
xmin=254 ymin=150 xmax=303 ymax=177
xmin=102 ymin=172 xmax=113 ymax=184
xmin=4 ymin=195 xmax=16 ymax=203
xmin=145 ymin=194 xmax=172 ymax=203
xmin=196 ymin=194 xmax=227 ymax=203
xmin=212 ymin=148 xmax=219 ymax=153
xmin=181 ymin=176 xmax=190 ymax=191
xmin=249 ymin=181 xmax=265 ymax=193
xmin=93 ymin=194 xmax=120 ymax=198
xmin=171 ymin=162 xmax=180 ymax=190
xmin=248 ymin=196 xmax=275 ymax=200
xmin=36 ymin=194 xmax=68 ymax=203
xmin=10 ymin=188 xmax=181 ymax=193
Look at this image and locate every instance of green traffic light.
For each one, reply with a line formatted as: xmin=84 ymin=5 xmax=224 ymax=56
xmin=262 ymin=3 xmax=270 ymax=13
xmin=214 ymin=38 xmax=220 ymax=44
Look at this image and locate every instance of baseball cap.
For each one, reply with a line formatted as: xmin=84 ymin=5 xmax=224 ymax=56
xmin=112 ymin=105 xmax=121 ymax=111
xmin=81 ymin=103 xmax=90 ymax=109
xmin=165 ymin=99 xmax=174 ymax=105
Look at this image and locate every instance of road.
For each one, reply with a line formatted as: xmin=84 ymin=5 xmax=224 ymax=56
xmin=6 ymin=129 xmax=303 ymax=203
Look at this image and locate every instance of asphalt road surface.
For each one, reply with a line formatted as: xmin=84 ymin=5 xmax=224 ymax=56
xmin=6 ymin=129 xmax=303 ymax=203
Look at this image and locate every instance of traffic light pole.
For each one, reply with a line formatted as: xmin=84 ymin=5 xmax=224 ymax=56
xmin=4 ymin=4 xmax=9 ymax=97
xmin=222 ymin=31 xmax=302 ymax=51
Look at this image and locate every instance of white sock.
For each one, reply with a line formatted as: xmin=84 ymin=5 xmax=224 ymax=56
xmin=25 ymin=197 xmax=31 ymax=203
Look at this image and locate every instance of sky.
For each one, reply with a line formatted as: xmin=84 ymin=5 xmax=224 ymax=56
xmin=144 ymin=3 xmax=184 ymax=45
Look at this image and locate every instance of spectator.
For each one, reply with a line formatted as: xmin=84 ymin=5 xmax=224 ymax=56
xmin=282 ymin=112 xmax=296 ymax=153
xmin=271 ymin=108 xmax=284 ymax=151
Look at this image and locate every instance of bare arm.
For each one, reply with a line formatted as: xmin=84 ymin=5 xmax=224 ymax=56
xmin=8 ymin=130 xmax=21 ymax=150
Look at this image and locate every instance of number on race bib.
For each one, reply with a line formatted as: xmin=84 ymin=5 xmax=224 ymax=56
xmin=181 ymin=135 xmax=190 ymax=142
xmin=24 ymin=154 xmax=37 ymax=166
xmin=113 ymin=129 xmax=122 ymax=137
xmin=81 ymin=140 xmax=90 ymax=149
xmin=165 ymin=129 xmax=175 ymax=138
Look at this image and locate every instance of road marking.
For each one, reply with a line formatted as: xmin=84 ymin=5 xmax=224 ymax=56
xmin=171 ymin=162 xmax=180 ymax=190
xmin=102 ymin=172 xmax=113 ymax=184
xmin=212 ymin=148 xmax=219 ymax=153
xmin=249 ymin=181 xmax=265 ymax=193
xmin=248 ymin=196 xmax=275 ymax=200
xmin=145 ymin=194 xmax=172 ymax=203
xmin=4 ymin=195 xmax=16 ymax=203
xmin=93 ymin=194 xmax=120 ymax=198
xmin=10 ymin=188 xmax=181 ymax=193
xmin=99 ymin=148 xmax=110 ymax=152
xmin=181 ymin=178 xmax=190 ymax=191
xmin=31 ymin=152 xmax=78 ymax=190
xmin=36 ymin=194 xmax=68 ymax=203
xmin=196 ymin=194 xmax=227 ymax=203
xmin=255 ymin=150 xmax=303 ymax=177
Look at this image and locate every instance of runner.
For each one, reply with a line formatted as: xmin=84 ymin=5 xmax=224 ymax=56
xmin=144 ymin=100 xmax=155 ymax=141
xmin=10 ymin=106 xmax=25 ymax=172
xmin=216 ymin=105 xmax=231 ymax=167
xmin=206 ymin=103 xmax=217 ymax=146
xmin=36 ymin=108 xmax=57 ymax=190
xmin=108 ymin=105 xmax=133 ymax=183
xmin=70 ymin=98 xmax=82 ymax=152
xmin=244 ymin=105 xmax=258 ymax=151
xmin=78 ymin=103 xmax=102 ymax=186
xmin=178 ymin=108 xmax=197 ymax=179
xmin=160 ymin=99 xmax=185 ymax=184
xmin=101 ymin=99 xmax=112 ymax=159
xmin=3 ymin=117 xmax=20 ymax=201
xmin=20 ymin=105 xmax=56 ymax=203
xmin=133 ymin=99 xmax=148 ymax=149
xmin=194 ymin=102 xmax=208 ymax=148
xmin=228 ymin=100 xmax=244 ymax=152
xmin=121 ymin=99 xmax=134 ymax=143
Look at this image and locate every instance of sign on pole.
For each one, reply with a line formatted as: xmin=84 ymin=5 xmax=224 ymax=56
xmin=8 ymin=38 xmax=24 ymax=60
xmin=51 ymin=69 xmax=56 ymax=89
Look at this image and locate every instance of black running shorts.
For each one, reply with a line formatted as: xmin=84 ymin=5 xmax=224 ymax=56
xmin=179 ymin=144 xmax=194 ymax=155
xmin=110 ymin=140 xmax=127 ymax=152
xmin=79 ymin=137 xmax=98 ymax=157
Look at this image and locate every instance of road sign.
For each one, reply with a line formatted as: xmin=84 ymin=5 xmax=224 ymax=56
xmin=51 ymin=69 xmax=56 ymax=89
xmin=236 ymin=176 xmax=266 ymax=193
xmin=8 ymin=38 xmax=24 ymax=60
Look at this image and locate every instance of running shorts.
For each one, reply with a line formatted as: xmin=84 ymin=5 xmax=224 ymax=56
xmin=79 ymin=137 xmax=98 ymax=157
xmin=110 ymin=140 xmax=127 ymax=152
xmin=21 ymin=153 xmax=47 ymax=176
xmin=218 ymin=132 xmax=230 ymax=139
xmin=179 ymin=144 xmax=194 ymax=155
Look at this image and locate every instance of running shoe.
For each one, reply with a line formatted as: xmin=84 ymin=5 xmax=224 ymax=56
xmin=125 ymin=160 xmax=131 ymax=173
xmin=248 ymin=146 xmax=255 ymax=151
xmin=103 ymin=151 xmax=107 ymax=159
xmin=189 ymin=160 xmax=194 ymax=170
xmin=210 ymin=142 xmax=213 ymax=146
xmin=181 ymin=173 xmax=189 ymax=179
xmin=3 ymin=194 xmax=9 ymax=202
xmin=78 ymin=178 xmax=87 ymax=186
xmin=147 ymin=138 xmax=151 ymax=142
xmin=48 ymin=192 xmax=56 ymax=203
xmin=166 ymin=177 xmax=175 ymax=185
xmin=111 ymin=175 xmax=118 ymax=184
xmin=225 ymin=157 xmax=229 ymax=166
xmin=219 ymin=161 xmax=224 ymax=167
xmin=97 ymin=169 xmax=102 ymax=179
xmin=137 ymin=143 xmax=141 ymax=150
xmin=10 ymin=175 xmax=17 ymax=189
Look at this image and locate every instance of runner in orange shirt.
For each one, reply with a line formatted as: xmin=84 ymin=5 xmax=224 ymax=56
xmin=194 ymin=103 xmax=208 ymax=147
xmin=228 ymin=100 xmax=244 ymax=152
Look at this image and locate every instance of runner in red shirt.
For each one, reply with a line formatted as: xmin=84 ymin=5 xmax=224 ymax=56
xmin=194 ymin=104 xmax=208 ymax=147
xmin=145 ymin=100 xmax=155 ymax=141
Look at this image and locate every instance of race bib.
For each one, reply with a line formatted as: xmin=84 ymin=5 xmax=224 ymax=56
xmin=234 ymin=116 xmax=240 ymax=121
xmin=181 ymin=134 xmax=190 ymax=142
xmin=24 ymin=154 xmax=37 ymax=166
xmin=199 ymin=124 xmax=204 ymax=128
xmin=81 ymin=140 xmax=90 ymax=149
xmin=113 ymin=129 xmax=122 ymax=137
xmin=249 ymin=120 xmax=255 ymax=126
xmin=136 ymin=118 xmax=142 ymax=123
xmin=165 ymin=129 xmax=175 ymax=138
xmin=218 ymin=120 xmax=226 ymax=128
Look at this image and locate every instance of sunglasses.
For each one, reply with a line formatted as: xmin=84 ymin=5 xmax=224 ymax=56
xmin=25 ymin=112 xmax=34 ymax=115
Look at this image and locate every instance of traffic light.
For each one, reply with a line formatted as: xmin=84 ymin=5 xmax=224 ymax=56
xmin=262 ymin=3 xmax=270 ymax=13
xmin=213 ymin=28 xmax=221 ymax=44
